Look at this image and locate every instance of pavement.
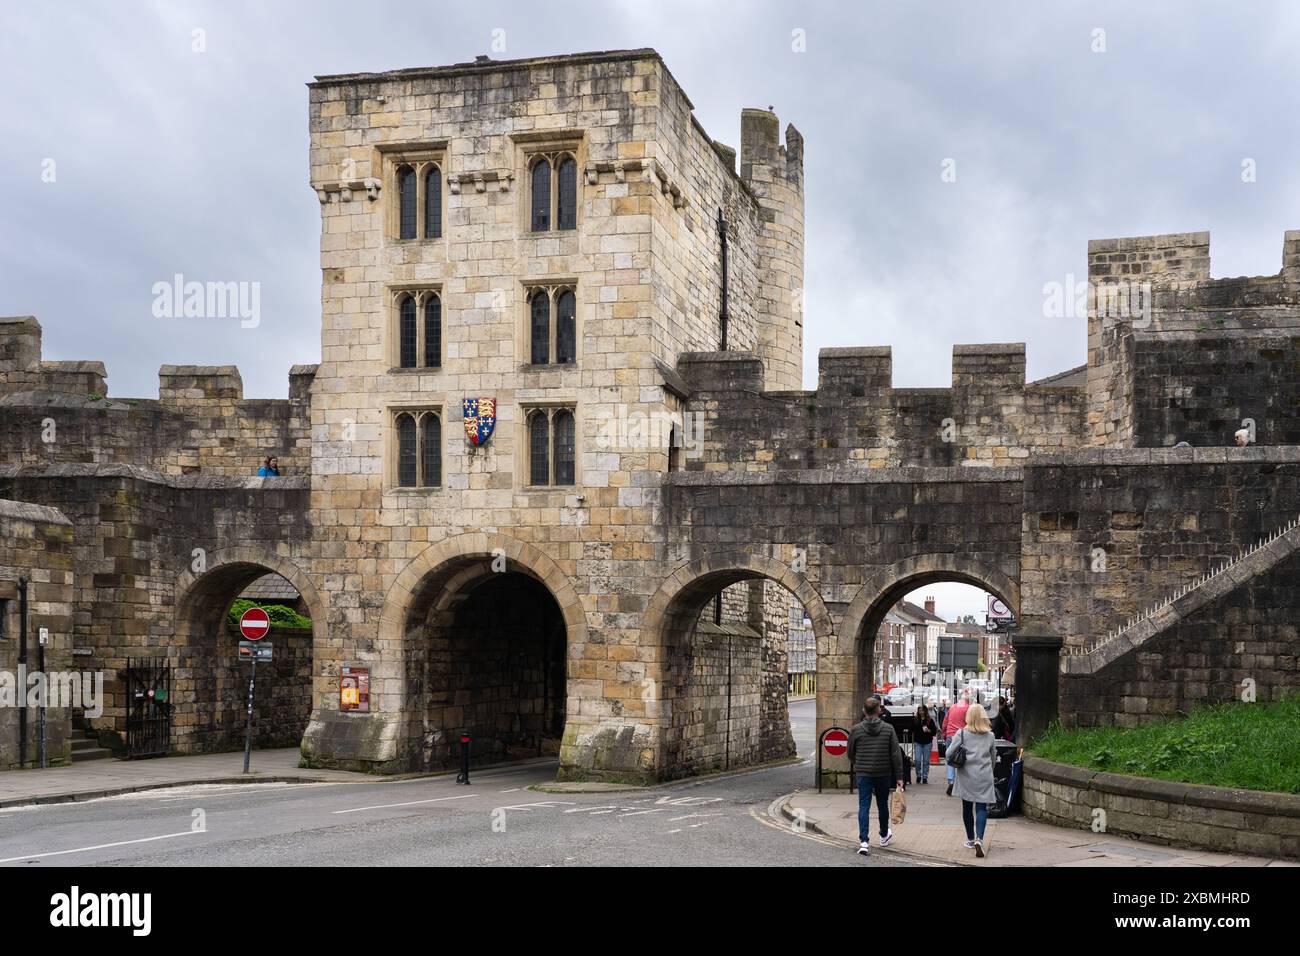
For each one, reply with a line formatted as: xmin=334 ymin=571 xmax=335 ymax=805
xmin=782 ymin=760 xmax=1298 ymax=867
xmin=0 ymin=749 xmax=361 ymax=808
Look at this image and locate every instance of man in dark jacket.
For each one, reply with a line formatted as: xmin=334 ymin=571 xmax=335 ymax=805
xmin=846 ymin=698 xmax=904 ymax=855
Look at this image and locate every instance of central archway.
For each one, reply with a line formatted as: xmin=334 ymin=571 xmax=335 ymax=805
xmin=379 ymin=533 xmax=587 ymax=772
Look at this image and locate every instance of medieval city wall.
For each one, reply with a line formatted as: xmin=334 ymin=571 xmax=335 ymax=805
xmin=676 ymin=345 xmax=1087 ymax=470
xmin=1 ymin=318 xmax=313 ymax=477
xmin=0 ymin=499 xmax=75 ymax=769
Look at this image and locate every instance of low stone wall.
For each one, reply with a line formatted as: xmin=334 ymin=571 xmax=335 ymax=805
xmin=1022 ymin=755 xmax=1300 ymax=859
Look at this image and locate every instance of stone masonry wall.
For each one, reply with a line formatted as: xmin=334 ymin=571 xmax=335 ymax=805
xmin=0 ymin=499 xmax=75 ymax=769
xmin=1021 ymin=451 xmax=1300 ymax=651
xmin=1023 ymin=756 xmax=1300 ymax=859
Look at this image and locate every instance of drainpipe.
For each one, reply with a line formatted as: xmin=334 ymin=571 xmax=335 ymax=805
xmin=717 ymin=208 xmax=729 ymax=350
xmin=18 ymin=578 xmax=27 ymax=767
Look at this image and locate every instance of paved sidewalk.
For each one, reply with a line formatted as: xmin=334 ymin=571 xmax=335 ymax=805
xmin=0 ymin=749 xmax=364 ymax=807
xmin=784 ymin=771 xmax=1296 ymax=867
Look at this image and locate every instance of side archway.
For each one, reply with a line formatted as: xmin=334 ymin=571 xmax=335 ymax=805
xmin=643 ymin=551 xmax=833 ymax=779
xmin=836 ymin=553 xmax=1020 ymax=719
xmin=172 ymin=548 xmax=327 ymax=753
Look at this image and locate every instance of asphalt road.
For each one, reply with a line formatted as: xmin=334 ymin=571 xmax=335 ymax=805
xmin=0 ymin=699 xmax=916 ymax=867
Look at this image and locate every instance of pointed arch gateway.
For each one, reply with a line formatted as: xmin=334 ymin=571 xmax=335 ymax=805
xmin=642 ymin=551 xmax=834 ymax=780
xmin=379 ymin=533 xmax=588 ymax=771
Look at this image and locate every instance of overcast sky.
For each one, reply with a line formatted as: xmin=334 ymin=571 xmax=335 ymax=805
xmin=3 ymin=1 xmax=1298 ymax=401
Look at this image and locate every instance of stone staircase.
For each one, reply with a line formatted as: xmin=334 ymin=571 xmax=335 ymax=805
xmin=1064 ymin=514 xmax=1300 ymax=676
xmin=68 ymin=712 xmax=115 ymax=763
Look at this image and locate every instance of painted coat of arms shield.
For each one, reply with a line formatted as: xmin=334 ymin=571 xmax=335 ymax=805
xmin=462 ymin=397 xmax=496 ymax=447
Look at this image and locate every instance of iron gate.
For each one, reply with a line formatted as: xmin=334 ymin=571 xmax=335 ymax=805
xmin=125 ymin=658 xmax=172 ymax=758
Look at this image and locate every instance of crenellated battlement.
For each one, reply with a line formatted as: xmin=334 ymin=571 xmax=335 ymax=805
xmin=0 ymin=317 xmax=314 ymax=476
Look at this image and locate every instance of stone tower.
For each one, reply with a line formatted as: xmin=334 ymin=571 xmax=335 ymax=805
xmin=740 ymin=109 xmax=805 ymax=391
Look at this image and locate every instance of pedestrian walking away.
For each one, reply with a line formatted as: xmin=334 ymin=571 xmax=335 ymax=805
xmin=847 ymin=697 xmax=904 ymax=856
xmin=947 ymin=702 xmax=998 ymax=858
xmin=911 ymin=704 xmax=937 ymax=783
xmin=940 ymin=692 xmax=971 ymax=795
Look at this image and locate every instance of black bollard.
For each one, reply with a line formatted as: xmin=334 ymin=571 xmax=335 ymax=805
xmin=456 ymin=732 xmax=471 ymax=785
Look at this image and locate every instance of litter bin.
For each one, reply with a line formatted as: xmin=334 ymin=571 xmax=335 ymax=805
xmin=988 ymin=740 xmax=1018 ymax=817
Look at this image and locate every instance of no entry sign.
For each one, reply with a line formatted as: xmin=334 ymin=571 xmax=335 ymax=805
xmin=822 ymin=728 xmax=849 ymax=757
xmin=239 ymin=606 xmax=271 ymax=641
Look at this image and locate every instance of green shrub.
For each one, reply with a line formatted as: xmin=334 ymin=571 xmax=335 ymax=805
xmin=226 ymin=599 xmax=311 ymax=630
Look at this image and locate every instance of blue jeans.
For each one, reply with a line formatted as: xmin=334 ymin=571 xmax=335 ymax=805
xmin=856 ymin=775 xmax=892 ymax=843
xmin=913 ymin=742 xmax=932 ymax=780
xmin=962 ymin=799 xmax=988 ymax=840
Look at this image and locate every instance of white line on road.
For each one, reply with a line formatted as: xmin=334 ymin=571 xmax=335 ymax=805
xmin=0 ymin=828 xmax=204 ymax=864
xmin=333 ymin=793 xmax=477 ymax=814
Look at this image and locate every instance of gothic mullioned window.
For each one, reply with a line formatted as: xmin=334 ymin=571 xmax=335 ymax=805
xmin=555 ymin=289 xmax=576 ymax=364
xmin=530 ymin=158 xmax=551 ymax=232
xmin=386 ymin=149 xmax=446 ymax=241
xmin=530 ymin=290 xmax=550 ymax=364
xmin=525 ymin=284 xmax=577 ymax=366
xmin=396 ymin=413 xmax=418 ymax=486
xmin=393 ymin=409 xmax=442 ymax=489
xmin=392 ymin=289 xmax=442 ymax=370
xmin=424 ymin=165 xmax=442 ymax=239
xmin=397 ymin=165 xmax=417 ymax=240
xmin=423 ymin=296 xmax=441 ymax=368
xmin=552 ymin=409 xmax=575 ymax=485
xmin=528 ymin=150 xmax=578 ymax=233
xmin=420 ymin=413 xmax=441 ymax=487
xmin=557 ymin=157 xmax=577 ymax=230
xmin=526 ymin=407 xmax=576 ymax=487
xmin=398 ymin=295 xmax=418 ymax=369
xmin=528 ymin=410 xmax=550 ymax=486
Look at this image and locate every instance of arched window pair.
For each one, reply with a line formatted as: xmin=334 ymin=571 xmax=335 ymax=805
xmin=527 ymin=408 xmax=576 ymax=486
xmin=529 ymin=154 xmax=578 ymax=233
xmin=396 ymin=291 xmax=441 ymax=369
xmin=396 ymin=162 xmax=443 ymax=240
xmin=528 ymin=287 xmax=576 ymax=365
xmin=395 ymin=410 xmax=442 ymax=488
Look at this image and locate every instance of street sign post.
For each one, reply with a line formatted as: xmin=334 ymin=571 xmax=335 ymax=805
xmin=238 ymin=607 xmax=272 ymax=773
xmin=817 ymin=726 xmax=853 ymax=793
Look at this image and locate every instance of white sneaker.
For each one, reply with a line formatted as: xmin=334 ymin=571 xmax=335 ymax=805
xmin=963 ymin=839 xmax=975 ymax=849
xmin=880 ymin=830 xmax=894 ymax=848
xmin=974 ymin=838 xmax=985 ymax=858
xmin=857 ymin=841 xmax=870 ymax=856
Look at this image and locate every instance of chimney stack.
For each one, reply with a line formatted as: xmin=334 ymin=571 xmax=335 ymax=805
xmin=924 ymin=596 xmax=936 ymax=615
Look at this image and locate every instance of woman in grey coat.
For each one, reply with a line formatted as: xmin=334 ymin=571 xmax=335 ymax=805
xmin=948 ymin=702 xmax=997 ymax=857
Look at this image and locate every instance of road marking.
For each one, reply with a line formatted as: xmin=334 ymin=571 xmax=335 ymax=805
xmin=496 ymin=801 xmax=576 ymax=811
xmin=333 ymin=793 xmax=477 ymax=814
xmin=498 ymin=788 xmax=522 ymax=793
xmin=668 ymin=812 xmax=725 ymax=822
xmin=0 ymin=829 xmax=203 ymax=864
xmin=616 ymin=808 xmax=668 ymax=817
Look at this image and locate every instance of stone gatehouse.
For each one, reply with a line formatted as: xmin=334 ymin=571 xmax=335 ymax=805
xmin=2 ymin=49 xmax=1298 ymax=779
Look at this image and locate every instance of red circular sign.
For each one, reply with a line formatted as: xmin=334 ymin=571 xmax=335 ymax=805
xmin=822 ymin=729 xmax=849 ymax=757
xmin=239 ymin=606 xmax=271 ymax=640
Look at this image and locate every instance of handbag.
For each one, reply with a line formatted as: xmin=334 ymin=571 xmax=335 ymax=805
xmin=946 ymin=729 xmax=967 ymax=768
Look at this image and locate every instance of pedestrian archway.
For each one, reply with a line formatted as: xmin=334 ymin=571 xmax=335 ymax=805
xmin=172 ymin=551 xmax=324 ymax=754
xmin=840 ymin=554 xmax=1020 ymax=719
xmin=643 ymin=551 xmax=833 ymax=779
